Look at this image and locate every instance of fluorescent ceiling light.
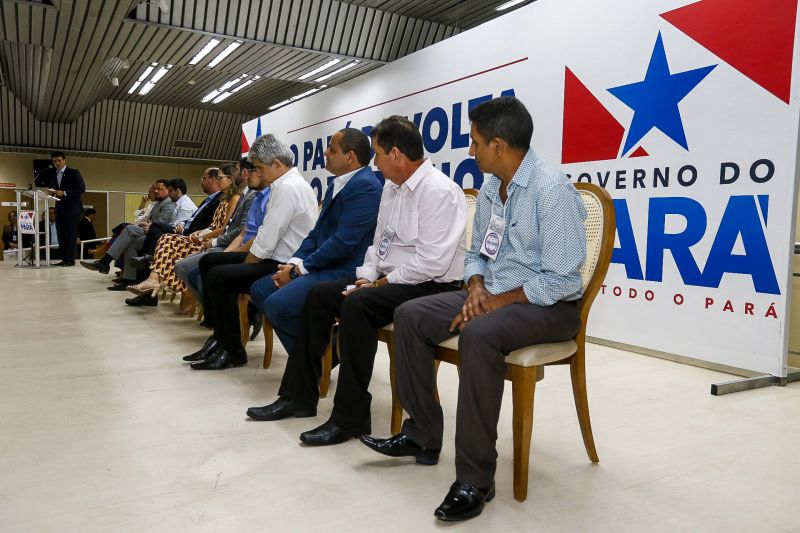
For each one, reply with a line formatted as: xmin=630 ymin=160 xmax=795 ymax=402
xmin=139 ymin=82 xmax=156 ymax=95
xmin=314 ymin=61 xmax=359 ymax=82
xmin=290 ymin=85 xmax=327 ymax=101
xmin=150 ymin=65 xmax=170 ymax=83
xmin=269 ymin=99 xmax=292 ymax=110
xmin=218 ymin=74 xmax=248 ymax=92
xmin=128 ymin=81 xmax=141 ymax=94
xmin=231 ymin=79 xmax=255 ymax=93
xmin=207 ymin=41 xmax=243 ymax=68
xmin=298 ymin=58 xmax=342 ymax=80
xmin=201 ymin=90 xmax=221 ymax=103
xmin=212 ymin=92 xmax=233 ymax=104
xmin=495 ymin=0 xmax=527 ymax=10
xmin=136 ymin=65 xmax=155 ymax=83
xmin=189 ymin=38 xmax=221 ymax=65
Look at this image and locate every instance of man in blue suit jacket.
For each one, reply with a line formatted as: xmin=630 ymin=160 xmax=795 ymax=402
xmin=249 ymin=128 xmax=382 ymax=356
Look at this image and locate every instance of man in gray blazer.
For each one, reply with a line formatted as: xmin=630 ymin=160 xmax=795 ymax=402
xmin=174 ymin=159 xmax=257 ymax=299
xmin=80 ymin=178 xmax=176 ymax=282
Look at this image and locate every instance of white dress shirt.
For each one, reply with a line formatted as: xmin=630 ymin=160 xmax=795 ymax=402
xmin=134 ymin=200 xmax=155 ymax=225
xmin=356 ymin=158 xmax=466 ymax=284
xmin=171 ymin=194 xmax=197 ymax=227
xmin=287 ymin=166 xmax=363 ymax=274
xmin=250 ymin=167 xmax=318 ymax=263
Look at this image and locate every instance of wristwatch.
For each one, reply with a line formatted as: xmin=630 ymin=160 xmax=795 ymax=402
xmin=289 ymin=266 xmax=301 ymax=280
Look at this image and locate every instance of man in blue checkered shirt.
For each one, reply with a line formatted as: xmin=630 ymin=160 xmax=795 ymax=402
xmin=359 ymin=96 xmax=587 ymax=522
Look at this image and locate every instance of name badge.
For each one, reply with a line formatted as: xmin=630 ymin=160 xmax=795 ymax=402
xmin=479 ymin=212 xmax=505 ymax=261
xmin=376 ymin=226 xmax=395 ymax=260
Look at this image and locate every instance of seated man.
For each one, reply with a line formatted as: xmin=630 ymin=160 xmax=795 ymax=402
xmin=128 ymin=176 xmax=209 ymax=268
xmin=248 ymin=127 xmax=383 ymax=358
xmin=124 ymin=164 xmax=240 ymax=307
xmin=359 ymin=97 xmax=587 ymax=522
xmin=246 ymin=116 xmax=467 ymax=449
xmin=185 ymin=134 xmax=317 ymax=370
xmin=80 ymin=179 xmax=175 ymax=283
xmin=175 ymin=159 xmax=258 ymax=303
xmin=77 ymin=208 xmax=97 ymax=259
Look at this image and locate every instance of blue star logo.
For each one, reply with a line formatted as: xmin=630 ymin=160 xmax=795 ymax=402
xmin=609 ymin=32 xmax=716 ymax=156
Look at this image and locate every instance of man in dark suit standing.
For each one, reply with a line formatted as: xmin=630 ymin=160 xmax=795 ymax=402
xmin=39 ymin=151 xmax=85 ymax=266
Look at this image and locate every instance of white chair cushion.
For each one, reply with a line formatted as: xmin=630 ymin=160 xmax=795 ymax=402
xmin=438 ymin=336 xmax=577 ymax=367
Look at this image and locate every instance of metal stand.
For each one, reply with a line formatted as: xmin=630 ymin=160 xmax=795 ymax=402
xmin=15 ymin=188 xmax=56 ymax=269
xmin=711 ymin=368 xmax=800 ymax=395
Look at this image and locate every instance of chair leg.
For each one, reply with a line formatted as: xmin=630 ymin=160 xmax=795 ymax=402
xmin=237 ymin=295 xmax=250 ymax=348
xmin=387 ymin=335 xmax=403 ymax=434
xmin=509 ymin=364 xmax=538 ymax=502
xmin=262 ymin=317 xmax=273 ymax=369
xmin=320 ymin=326 xmax=334 ymax=398
xmin=169 ymin=290 xmax=176 ymax=303
xmin=433 ymin=360 xmax=441 ymax=404
xmin=570 ymin=344 xmax=599 ymax=463
xmin=196 ymin=305 xmax=203 ymax=321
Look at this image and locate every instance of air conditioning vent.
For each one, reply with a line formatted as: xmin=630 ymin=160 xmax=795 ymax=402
xmin=173 ymin=140 xmax=204 ymax=150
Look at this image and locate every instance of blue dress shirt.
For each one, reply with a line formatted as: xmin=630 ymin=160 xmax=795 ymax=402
xmin=243 ymin=188 xmax=271 ymax=243
xmin=464 ymin=149 xmax=587 ymax=306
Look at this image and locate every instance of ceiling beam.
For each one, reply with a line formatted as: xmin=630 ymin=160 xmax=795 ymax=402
xmin=122 ymin=17 xmax=388 ymax=66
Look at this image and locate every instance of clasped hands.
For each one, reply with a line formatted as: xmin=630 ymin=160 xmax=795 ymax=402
xmin=272 ymin=263 xmax=300 ymax=288
xmin=449 ymin=279 xmax=502 ymax=333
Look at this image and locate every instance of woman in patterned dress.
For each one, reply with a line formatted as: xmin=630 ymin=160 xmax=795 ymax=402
xmin=127 ymin=162 xmax=241 ymax=296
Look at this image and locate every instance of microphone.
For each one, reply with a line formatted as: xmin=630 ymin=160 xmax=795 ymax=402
xmin=30 ymin=165 xmax=53 ymax=189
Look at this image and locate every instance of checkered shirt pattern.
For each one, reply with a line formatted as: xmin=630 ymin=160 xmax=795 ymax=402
xmin=464 ymin=148 xmax=587 ymax=306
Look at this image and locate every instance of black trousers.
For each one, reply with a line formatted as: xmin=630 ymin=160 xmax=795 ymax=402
xmin=142 ymin=222 xmax=172 ymax=255
xmin=56 ymin=208 xmax=80 ymax=262
xmin=199 ymin=252 xmax=280 ymax=351
xmin=393 ymin=291 xmax=581 ymax=486
xmin=278 ymin=278 xmax=461 ymax=431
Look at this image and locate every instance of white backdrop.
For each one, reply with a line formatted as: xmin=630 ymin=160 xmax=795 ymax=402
xmin=244 ymin=0 xmax=800 ymax=376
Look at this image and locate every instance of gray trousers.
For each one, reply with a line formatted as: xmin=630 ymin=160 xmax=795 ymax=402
xmin=107 ymin=225 xmax=145 ymax=280
xmin=174 ymin=247 xmax=223 ymax=298
xmin=393 ymin=290 xmax=580 ymax=487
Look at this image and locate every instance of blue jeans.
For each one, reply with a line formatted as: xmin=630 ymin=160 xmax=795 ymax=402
xmin=249 ymin=268 xmax=352 ymax=356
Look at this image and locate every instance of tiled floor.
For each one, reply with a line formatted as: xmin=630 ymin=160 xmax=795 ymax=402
xmin=1 ymin=261 xmax=798 ymax=532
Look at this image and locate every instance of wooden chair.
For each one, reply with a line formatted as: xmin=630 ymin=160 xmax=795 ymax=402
xmin=389 ymin=182 xmax=615 ymax=502
xmin=237 ymin=189 xmax=480 ymax=403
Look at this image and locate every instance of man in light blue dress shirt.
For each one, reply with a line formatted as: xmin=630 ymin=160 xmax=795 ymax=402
xmin=360 ymin=97 xmax=587 ymax=522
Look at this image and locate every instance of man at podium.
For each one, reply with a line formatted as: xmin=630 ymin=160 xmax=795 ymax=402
xmin=36 ymin=151 xmax=85 ymax=266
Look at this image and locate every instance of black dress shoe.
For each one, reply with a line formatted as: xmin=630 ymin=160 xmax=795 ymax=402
xmin=125 ymin=294 xmax=158 ymax=306
xmin=299 ymin=420 xmax=371 ymax=446
xmin=434 ymin=480 xmax=496 ymax=522
xmin=246 ymin=398 xmax=317 ymax=421
xmin=80 ymin=260 xmax=110 ymax=274
xmin=107 ymin=281 xmax=134 ymax=291
xmin=183 ymin=336 xmax=218 ymax=362
xmin=190 ymin=347 xmax=247 ymax=370
xmin=56 ymin=260 xmax=75 ymax=267
xmin=128 ymin=254 xmax=152 ymax=269
xmin=359 ymin=433 xmax=440 ymax=465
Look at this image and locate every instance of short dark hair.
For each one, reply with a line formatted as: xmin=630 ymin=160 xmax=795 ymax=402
xmin=51 ymin=151 xmax=66 ymax=159
xmin=370 ymin=116 xmax=424 ymax=161
xmin=206 ymin=168 xmax=220 ymax=179
xmin=85 ymin=208 xmax=97 ymax=216
xmin=155 ymin=178 xmax=169 ymax=187
xmin=338 ymin=128 xmax=371 ymax=167
xmin=167 ymin=178 xmax=187 ymax=195
xmin=238 ymin=157 xmax=254 ymax=171
xmin=468 ymin=96 xmax=533 ymax=151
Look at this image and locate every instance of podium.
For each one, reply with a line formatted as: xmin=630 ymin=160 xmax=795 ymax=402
xmin=15 ymin=188 xmax=59 ymax=268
